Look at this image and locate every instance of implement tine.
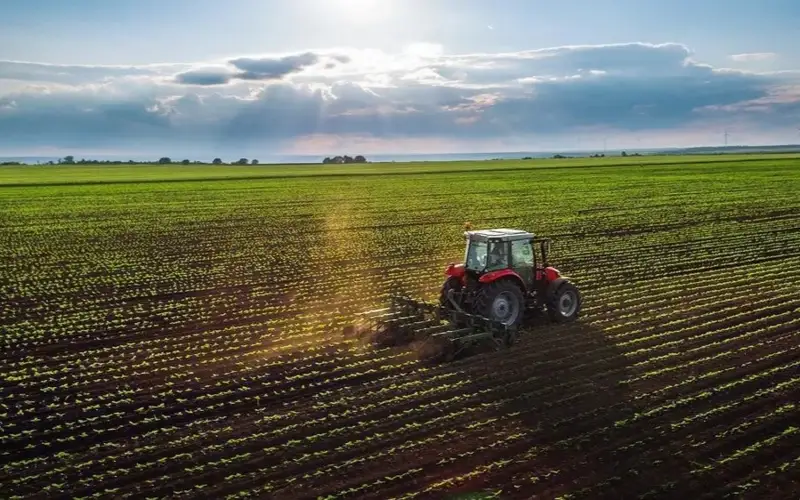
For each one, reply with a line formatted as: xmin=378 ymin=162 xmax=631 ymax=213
xmin=349 ymin=294 xmax=447 ymax=348
xmin=360 ymin=307 xmax=392 ymax=317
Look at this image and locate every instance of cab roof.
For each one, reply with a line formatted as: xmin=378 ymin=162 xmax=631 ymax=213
xmin=465 ymin=228 xmax=535 ymax=242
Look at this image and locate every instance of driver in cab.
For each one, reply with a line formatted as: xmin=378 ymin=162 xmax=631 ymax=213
xmin=487 ymin=243 xmax=505 ymax=269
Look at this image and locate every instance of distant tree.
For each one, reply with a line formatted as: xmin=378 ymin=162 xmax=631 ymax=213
xmin=212 ymin=158 xmax=223 ymax=165
xmin=61 ymin=155 xmax=75 ymax=164
xmin=235 ymin=158 xmax=248 ymax=165
xmin=181 ymin=159 xmax=190 ymax=165
xmin=158 ymin=157 xmax=172 ymax=164
xmin=323 ymin=155 xmax=368 ymax=164
xmin=251 ymin=159 xmax=259 ymax=165
xmin=621 ymin=151 xmax=627 ymax=157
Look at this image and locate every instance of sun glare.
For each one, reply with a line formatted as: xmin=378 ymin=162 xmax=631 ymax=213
xmin=332 ymin=0 xmax=387 ymax=23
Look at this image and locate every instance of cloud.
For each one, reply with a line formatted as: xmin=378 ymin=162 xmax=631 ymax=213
xmin=172 ymin=51 xmax=350 ymax=86
xmin=174 ymin=67 xmax=233 ymax=86
xmin=0 ymin=60 xmax=180 ymax=86
xmin=230 ymin=52 xmax=319 ymax=80
xmin=1 ymin=42 xmax=799 ymax=155
xmin=730 ymin=52 xmax=777 ymax=62
xmin=0 ymin=97 xmax=16 ymax=109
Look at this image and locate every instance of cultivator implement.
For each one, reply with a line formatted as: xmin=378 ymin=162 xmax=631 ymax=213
xmin=346 ymin=295 xmax=517 ymax=362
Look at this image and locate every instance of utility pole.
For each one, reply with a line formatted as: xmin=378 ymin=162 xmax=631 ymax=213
xmin=724 ymin=129 xmax=729 ymax=147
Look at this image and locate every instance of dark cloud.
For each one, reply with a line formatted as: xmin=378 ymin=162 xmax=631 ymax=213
xmin=0 ymin=91 xmax=171 ymax=150
xmin=230 ymin=52 xmax=319 ymax=80
xmin=422 ymin=43 xmax=696 ymax=85
xmin=478 ymin=71 xmax=771 ymax=132
xmin=1 ymin=42 xmax=799 ymax=154
xmin=173 ymin=68 xmax=232 ymax=86
xmin=172 ymin=51 xmax=346 ymax=86
xmin=522 ymin=42 xmax=692 ymax=75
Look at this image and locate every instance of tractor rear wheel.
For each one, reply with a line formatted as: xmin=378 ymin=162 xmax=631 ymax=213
xmin=474 ymin=280 xmax=525 ymax=328
xmin=546 ymin=280 xmax=581 ymax=323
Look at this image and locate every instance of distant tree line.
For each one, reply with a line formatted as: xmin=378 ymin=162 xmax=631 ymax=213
xmin=2 ymin=151 xmax=656 ymax=167
xmin=21 ymin=156 xmax=264 ymax=166
xmin=18 ymin=155 xmax=369 ymax=165
xmin=519 ymin=151 xmax=644 ymax=160
xmin=16 ymin=155 xmax=372 ymax=166
xmin=322 ymin=155 xmax=367 ymax=164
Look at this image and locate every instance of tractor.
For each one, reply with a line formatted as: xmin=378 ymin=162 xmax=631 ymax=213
xmin=349 ymin=228 xmax=582 ymax=361
xmin=439 ymin=228 xmax=581 ymax=328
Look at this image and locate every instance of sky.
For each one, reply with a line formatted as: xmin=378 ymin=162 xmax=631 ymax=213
xmin=1 ymin=0 xmax=800 ymax=158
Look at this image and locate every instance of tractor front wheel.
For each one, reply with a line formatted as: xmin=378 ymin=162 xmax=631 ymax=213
xmin=546 ymin=280 xmax=581 ymax=323
xmin=474 ymin=280 xmax=525 ymax=328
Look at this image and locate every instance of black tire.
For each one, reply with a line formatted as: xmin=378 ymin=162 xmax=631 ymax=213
xmin=474 ymin=279 xmax=525 ymax=328
xmin=546 ymin=280 xmax=581 ymax=323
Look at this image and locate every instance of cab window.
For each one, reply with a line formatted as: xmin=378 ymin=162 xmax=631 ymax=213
xmin=511 ymin=240 xmax=533 ymax=266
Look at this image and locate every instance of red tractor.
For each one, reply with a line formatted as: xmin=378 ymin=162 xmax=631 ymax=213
xmin=439 ymin=228 xmax=581 ymax=328
xmin=352 ymin=228 xmax=582 ymax=360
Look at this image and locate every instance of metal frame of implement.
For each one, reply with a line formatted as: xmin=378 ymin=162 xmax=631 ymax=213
xmin=356 ymin=295 xmax=517 ymax=361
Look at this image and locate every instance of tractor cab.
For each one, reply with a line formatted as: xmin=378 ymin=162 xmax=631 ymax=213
xmin=462 ymin=228 xmax=551 ymax=288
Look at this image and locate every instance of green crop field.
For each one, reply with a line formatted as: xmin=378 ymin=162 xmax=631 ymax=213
xmin=1 ymin=154 xmax=799 ymax=499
